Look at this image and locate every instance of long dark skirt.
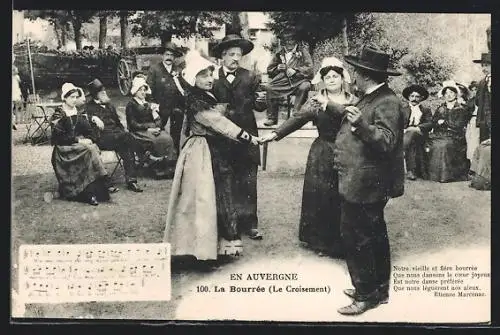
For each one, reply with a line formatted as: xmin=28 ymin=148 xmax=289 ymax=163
xmin=299 ymin=137 xmax=342 ymax=255
xmin=51 ymin=143 xmax=110 ymax=201
xmin=130 ymin=130 xmax=178 ymax=161
xmin=426 ymin=134 xmax=468 ymax=182
xmin=205 ymin=136 xmax=240 ymax=242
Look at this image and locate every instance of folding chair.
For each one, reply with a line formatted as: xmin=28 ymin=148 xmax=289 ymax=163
xmin=25 ymin=102 xmax=62 ymax=145
xmin=100 ymin=150 xmax=124 ymax=180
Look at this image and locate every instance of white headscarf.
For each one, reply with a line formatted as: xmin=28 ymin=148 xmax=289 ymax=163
xmin=311 ymin=56 xmax=351 ymax=85
xmin=182 ymin=49 xmax=218 ymax=87
xmin=130 ymin=76 xmax=152 ymax=96
xmin=60 ymin=82 xmax=84 ymax=102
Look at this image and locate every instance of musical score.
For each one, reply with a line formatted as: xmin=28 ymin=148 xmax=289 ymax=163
xmin=18 ymin=243 xmax=171 ymax=303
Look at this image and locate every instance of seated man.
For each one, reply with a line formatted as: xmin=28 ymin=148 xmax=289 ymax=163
xmin=401 ymin=84 xmax=433 ymax=180
xmin=263 ymin=31 xmax=314 ymax=126
xmin=85 ymin=78 xmax=143 ymax=193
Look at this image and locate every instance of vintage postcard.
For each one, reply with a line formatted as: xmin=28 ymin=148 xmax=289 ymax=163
xmin=11 ymin=9 xmax=491 ymax=324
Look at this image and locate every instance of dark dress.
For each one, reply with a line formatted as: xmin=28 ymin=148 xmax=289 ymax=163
xmin=273 ymin=90 xmax=349 ymax=255
xmin=426 ymin=101 xmax=471 ymax=182
xmin=125 ymin=98 xmax=178 ymax=176
xmin=50 ymin=107 xmax=110 ymax=202
xmin=164 ymin=87 xmax=256 ymax=259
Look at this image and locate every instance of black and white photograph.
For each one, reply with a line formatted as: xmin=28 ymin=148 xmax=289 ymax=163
xmin=11 ymin=9 xmax=491 ymax=323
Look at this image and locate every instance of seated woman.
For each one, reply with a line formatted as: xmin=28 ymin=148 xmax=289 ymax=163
xmin=163 ymin=50 xmax=260 ymax=269
xmin=426 ymin=81 xmax=472 ymax=183
xmin=259 ymin=57 xmax=353 ymax=258
xmin=125 ymin=76 xmax=178 ymax=179
xmin=50 ymin=83 xmax=110 ymax=206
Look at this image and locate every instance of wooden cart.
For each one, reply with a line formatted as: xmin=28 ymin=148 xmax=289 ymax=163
xmin=116 ymin=46 xmax=185 ymax=96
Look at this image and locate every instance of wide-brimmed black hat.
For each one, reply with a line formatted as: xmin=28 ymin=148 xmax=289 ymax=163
xmin=344 ymin=45 xmax=402 ymax=76
xmin=212 ymin=34 xmax=254 ymax=59
xmin=402 ymin=84 xmax=429 ymax=101
xmin=161 ymin=42 xmax=182 ymax=57
xmin=473 ymin=52 xmax=491 ymax=64
xmin=86 ymin=78 xmax=105 ymax=97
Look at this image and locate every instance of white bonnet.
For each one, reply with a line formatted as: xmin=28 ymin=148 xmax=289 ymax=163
xmin=61 ymin=83 xmax=84 ymax=101
xmin=130 ymin=76 xmax=152 ymax=96
xmin=311 ymin=56 xmax=351 ymax=85
xmin=182 ymin=49 xmax=218 ymax=87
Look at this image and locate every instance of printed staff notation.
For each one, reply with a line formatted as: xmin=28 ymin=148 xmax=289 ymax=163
xmin=23 ymin=262 xmax=166 ymax=279
xmin=23 ymin=279 xmax=147 ymax=298
xmin=21 ymin=246 xmax=169 ymax=262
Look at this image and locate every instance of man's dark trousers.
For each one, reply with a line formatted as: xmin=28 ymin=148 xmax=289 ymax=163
xmin=340 ymin=199 xmax=390 ymax=300
xmin=97 ymin=131 xmax=139 ymax=183
xmin=159 ymin=106 xmax=184 ymax=154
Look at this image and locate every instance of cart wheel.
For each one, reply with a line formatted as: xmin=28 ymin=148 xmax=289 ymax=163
xmin=117 ymin=59 xmax=132 ymax=96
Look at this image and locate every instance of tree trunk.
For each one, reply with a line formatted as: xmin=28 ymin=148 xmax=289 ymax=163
xmin=120 ymin=11 xmax=128 ymax=49
xmin=61 ymin=23 xmax=68 ymax=48
xmin=160 ymin=31 xmax=173 ymax=46
xmin=342 ymin=17 xmax=349 ymax=55
xmin=239 ymin=12 xmax=249 ymax=39
xmin=98 ymin=14 xmax=108 ymax=49
xmin=53 ymin=21 xmax=63 ymax=48
xmin=72 ymin=19 xmax=83 ymax=50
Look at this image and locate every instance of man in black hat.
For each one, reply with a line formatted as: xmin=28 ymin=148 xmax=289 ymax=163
xmin=313 ymin=45 xmax=405 ymax=315
xmin=473 ymin=52 xmax=491 ymax=142
xmin=263 ymin=31 xmax=314 ymax=126
xmin=212 ymin=34 xmax=264 ymax=240
xmin=85 ymin=78 xmax=143 ymax=193
xmin=401 ymin=84 xmax=433 ymax=180
xmin=146 ymin=42 xmax=186 ymax=154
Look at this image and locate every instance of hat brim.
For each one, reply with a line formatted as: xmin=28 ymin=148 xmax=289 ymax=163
xmin=438 ymin=85 xmax=459 ymax=98
xmin=472 ymin=59 xmax=491 ymax=64
xmin=402 ymin=85 xmax=429 ymax=101
xmin=344 ymin=55 xmax=402 ymax=76
xmin=162 ymin=47 xmax=182 ymax=57
xmin=212 ymin=39 xmax=254 ymax=58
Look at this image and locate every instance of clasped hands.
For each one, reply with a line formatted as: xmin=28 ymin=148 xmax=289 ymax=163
xmin=277 ymin=63 xmax=296 ymax=77
xmin=310 ymin=94 xmax=363 ymax=126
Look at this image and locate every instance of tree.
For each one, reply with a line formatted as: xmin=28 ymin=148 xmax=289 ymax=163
xmin=24 ymin=10 xmax=96 ymax=50
xmin=96 ymin=11 xmax=114 ymax=49
xmin=265 ymin=12 xmax=358 ymax=54
xmin=131 ymin=11 xmax=231 ymax=46
xmin=117 ymin=11 xmax=136 ymax=49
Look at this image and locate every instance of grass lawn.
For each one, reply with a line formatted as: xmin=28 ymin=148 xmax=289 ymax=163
xmin=10 ymin=87 xmax=490 ymax=320
xmin=11 ymin=160 xmax=490 ymax=319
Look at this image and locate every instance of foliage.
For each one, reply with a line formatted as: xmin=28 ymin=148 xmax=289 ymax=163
xmin=311 ymin=12 xmax=457 ymax=106
xmin=24 ymin=10 xmax=98 ymax=49
xmin=131 ymin=11 xmax=231 ymax=43
xmin=265 ymin=11 xmax=358 ymax=53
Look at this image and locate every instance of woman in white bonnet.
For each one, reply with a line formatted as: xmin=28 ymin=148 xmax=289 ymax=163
xmin=163 ymin=50 xmax=260 ymax=270
xmin=50 ymin=83 xmax=110 ymax=206
xmin=260 ymin=56 xmax=354 ymax=258
xmin=125 ymin=75 xmax=177 ymax=179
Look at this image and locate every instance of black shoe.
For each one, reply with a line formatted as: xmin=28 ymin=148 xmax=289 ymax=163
xmin=127 ymin=182 xmax=143 ymax=193
xmin=108 ymin=186 xmax=119 ymax=194
xmin=89 ymin=196 xmax=99 ymax=206
xmin=343 ymin=288 xmax=389 ymax=304
xmin=406 ymin=171 xmax=417 ymax=180
xmin=247 ymin=229 xmax=263 ymax=240
xmin=263 ymin=119 xmax=278 ymax=127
